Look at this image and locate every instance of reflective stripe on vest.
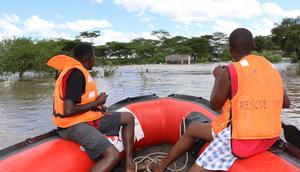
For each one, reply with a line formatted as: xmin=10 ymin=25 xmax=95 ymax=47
xmin=47 ymin=55 xmax=103 ymax=128
xmin=212 ymin=55 xmax=283 ymax=139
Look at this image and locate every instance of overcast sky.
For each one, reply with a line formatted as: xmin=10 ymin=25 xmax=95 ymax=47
xmin=1 ymin=0 xmax=299 ymax=45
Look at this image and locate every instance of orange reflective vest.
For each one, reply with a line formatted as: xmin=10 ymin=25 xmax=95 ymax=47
xmin=212 ymin=55 xmax=283 ymax=139
xmin=47 ymin=55 xmax=103 ymax=128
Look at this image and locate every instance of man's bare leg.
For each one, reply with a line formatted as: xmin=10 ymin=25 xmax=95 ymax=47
xmin=188 ymin=163 xmax=216 ymax=172
xmin=92 ymin=146 xmax=119 ymax=172
xmin=153 ymin=122 xmax=213 ymax=172
xmin=120 ymin=112 xmax=135 ymax=172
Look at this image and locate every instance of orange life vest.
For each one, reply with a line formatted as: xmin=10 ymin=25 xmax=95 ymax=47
xmin=212 ymin=55 xmax=283 ymax=139
xmin=47 ymin=55 xmax=103 ymax=128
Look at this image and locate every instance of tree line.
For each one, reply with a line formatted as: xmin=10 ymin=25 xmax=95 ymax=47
xmin=0 ymin=17 xmax=299 ymax=78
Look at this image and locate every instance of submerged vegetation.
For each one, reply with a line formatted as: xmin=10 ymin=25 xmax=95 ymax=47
xmin=103 ymin=61 xmax=116 ymax=78
xmin=0 ymin=17 xmax=299 ymax=79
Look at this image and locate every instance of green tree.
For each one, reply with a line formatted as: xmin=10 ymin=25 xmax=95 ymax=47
xmin=0 ymin=38 xmax=63 ymax=78
xmin=175 ymin=46 xmax=193 ymax=55
xmin=106 ymin=41 xmax=131 ymax=58
xmin=94 ymin=45 xmax=108 ymax=58
xmin=129 ymin=38 xmax=157 ymax=61
xmin=151 ymin=29 xmax=170 ymax=40
xmin=220 ymin=47 xmax=232 ymax=61
xmin=185 ymin=37 xmax=213 ymax=62
xmin=151 ymin=29 xmax=170 ymax=47
xmin=210 ymin=32 xmax=228 ymax=58
xmin=76 ymin=30 xmax=101 ymax=43
xmin=163 ymin=36 xmax=188 ymax=54
xmin=254 ymin=36 xmax=275 ymax=52
xmin=34 ymin=39 xmax=64 ymax=72
xmin=0 ymin=38 xmax=36 ymax=78
xmin=271 ymin=17 xmax=300 ymax=62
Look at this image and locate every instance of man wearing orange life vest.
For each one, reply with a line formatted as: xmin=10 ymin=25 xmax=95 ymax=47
xmin=47 ymin=43 xmax=135 ymax=172
xmin=153 ymin=28 xmax=291 ymax=172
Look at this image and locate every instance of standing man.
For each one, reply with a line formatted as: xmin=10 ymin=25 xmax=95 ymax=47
xmin=47 ymin=43 xmax=135 ymax=172
xmin=152 ymin=28 xmax=290 ymax=172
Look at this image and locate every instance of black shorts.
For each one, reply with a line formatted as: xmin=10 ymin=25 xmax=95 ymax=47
xmin=99 ymin=112 xmax=121 ymax=136
xmin=58 ymin=112 xmax=121 ymax=160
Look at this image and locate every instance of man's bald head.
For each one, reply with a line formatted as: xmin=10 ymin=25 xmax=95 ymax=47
xmin=229 ymin=28 xmax=255 ymax=60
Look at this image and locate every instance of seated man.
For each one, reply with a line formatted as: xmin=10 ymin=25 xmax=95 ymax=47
xmin=152 ymin=28 xmax=291 ymax=172
xmin=48 ymin=43 xmax=135 ymax=172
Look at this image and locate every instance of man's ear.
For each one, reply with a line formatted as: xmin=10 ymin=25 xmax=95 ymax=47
xmin=229 ymin=46 xmax=234 ymax=56
xmin=229 ymin=47 xmax=237 ymax=62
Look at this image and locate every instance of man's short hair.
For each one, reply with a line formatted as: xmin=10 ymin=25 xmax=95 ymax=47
xmin=73 ymin=43 xmax=94 ymax=61
xmin=229 ymin=28 xmax=254 ymax=54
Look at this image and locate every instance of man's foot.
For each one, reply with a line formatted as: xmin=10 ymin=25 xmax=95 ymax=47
xmin=125 ymin=159 xmax=135 ymax=172
xmin=148 ymin=163 xmax=163 ymax=172
xmin=135 ymin=163 xmax=147 ymax=171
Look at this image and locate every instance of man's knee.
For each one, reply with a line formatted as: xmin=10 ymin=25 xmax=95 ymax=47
xmin=123 ymin=112 xmax=134 ymax=118
xmin=121 ymin=112 xmax=134 ymax=124
xmin=186 ymin=122 xmax=199 ymax=137
xmin=185 ymin=122 xmax=212 ymax=140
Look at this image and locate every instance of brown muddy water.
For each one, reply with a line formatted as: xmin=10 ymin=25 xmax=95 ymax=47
xmin=0 ymin=63 xmax=299 ymax=149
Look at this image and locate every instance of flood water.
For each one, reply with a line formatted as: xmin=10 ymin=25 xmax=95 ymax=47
xmin=0 ymin=63 xmax=299 ymax=149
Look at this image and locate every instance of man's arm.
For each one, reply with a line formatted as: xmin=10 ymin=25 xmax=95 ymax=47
xmin=282 ymin=89 xmax=290 ymax=108
xmin=63 ymin=93 xmax=107 ymax=117
xmin=210 ymin=66 xmax=230 ymax=111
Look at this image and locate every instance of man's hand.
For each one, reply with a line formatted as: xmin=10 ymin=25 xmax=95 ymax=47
xmin=94 ymin=92 xmax=108 ymax=106
xmin=64 ymin=92 xmax=108 ymax=116
xmin=213 ymin=65 xmax=226 ymax=78
xmin=101 ymin=105 xmax=107 ymax=112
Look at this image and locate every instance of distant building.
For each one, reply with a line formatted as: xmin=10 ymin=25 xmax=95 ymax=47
xmin=165 ymin=54 xmax=193 ymax=64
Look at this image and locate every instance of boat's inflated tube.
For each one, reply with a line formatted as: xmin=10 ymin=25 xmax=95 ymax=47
xmin=0 ymin=94 xmax=299 ymax=172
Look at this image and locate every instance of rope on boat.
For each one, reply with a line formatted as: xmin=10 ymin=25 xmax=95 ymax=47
xmin=133 ymin=118 xmax=189 ymax=172
xmin=133 ymin=152 xmax=189 ymax=172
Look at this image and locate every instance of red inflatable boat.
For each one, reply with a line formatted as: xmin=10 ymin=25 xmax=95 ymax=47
xmin=0 ymin=94 xmax=299 ymax=172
